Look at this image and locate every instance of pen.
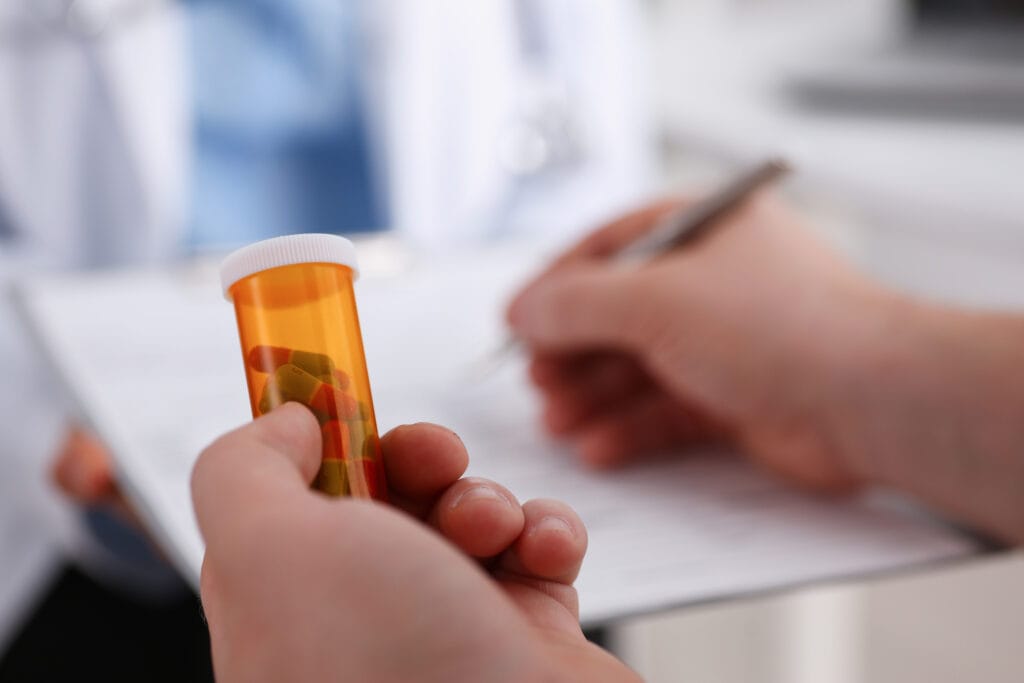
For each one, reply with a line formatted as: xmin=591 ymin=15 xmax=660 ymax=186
xmin=611 ymin=157 xmax=791 ymax=263
xmin=472 ymin=157 xmax=793 ymax=377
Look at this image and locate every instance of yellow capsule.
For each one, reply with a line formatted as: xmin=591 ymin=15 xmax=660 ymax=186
xmin=248 ymin=345 xmax=335 ymax=377
xmin=274 ymin=364 xmax=358 ymax=421
xmin=314 ymin=459 xmax=348 ymax=496
xmin=362 ymin=432 xmax=381 ymax=461
xmin=257 ymin=379 xmax=280 ymax=416
xmin=321 ymin=420 xmax=351 ymax=462
xmin=344 ymin=400 xmax=370 ymax=423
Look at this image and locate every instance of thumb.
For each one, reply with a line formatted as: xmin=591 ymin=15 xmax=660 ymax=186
xmin=192 ymin=402 xmax=322 ymax=549
xmin=507 ymin=265 xmax=654 ymax=351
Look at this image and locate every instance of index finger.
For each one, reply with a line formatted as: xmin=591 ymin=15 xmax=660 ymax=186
xmin=191 ymin=402 xmax=322 ymax=548
xmin=506 ymin=199 xmax=681 ymax=325
xmin=381 ymin=422 xmax=469 ymax=518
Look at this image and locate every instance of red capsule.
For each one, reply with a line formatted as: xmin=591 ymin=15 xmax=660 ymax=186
xmin=321 ymin=420 xmax=351 ymax=463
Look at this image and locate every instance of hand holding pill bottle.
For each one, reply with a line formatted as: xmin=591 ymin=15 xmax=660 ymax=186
xmin=220 ymin=234 xmax=386 ymax=500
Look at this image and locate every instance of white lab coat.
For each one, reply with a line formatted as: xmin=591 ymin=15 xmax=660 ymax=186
xmin=0 ymin=0 xmax=188 ymax=652
xmin=370 ymin=0 xmax=653 ymax=246
xmin=0 ymin=0 xmax=652 ymax=651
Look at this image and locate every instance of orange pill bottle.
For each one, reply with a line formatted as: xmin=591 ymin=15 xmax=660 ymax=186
xmin=220 ymin=234 xmax=386 ymax=500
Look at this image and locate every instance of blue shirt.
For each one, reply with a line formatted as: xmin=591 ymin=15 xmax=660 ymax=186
xmin=185 ymin=0 xmax=383 ymax=249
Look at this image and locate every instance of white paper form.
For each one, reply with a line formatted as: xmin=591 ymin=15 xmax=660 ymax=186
xmin=16 ymin=247 xmax=981 ymax=626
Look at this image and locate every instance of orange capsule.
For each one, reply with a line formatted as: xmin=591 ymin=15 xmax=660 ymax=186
xmin=274 ymin=364 xmax=358 ymax=421
xmin=331 ymin=368 xmax=356 ymax=389
xmin=307 ymin=382 xmax=358 ymax=420
xmin=321 ymin=420 xmax=351 ymax=463
xmin=256 ymin=374 xmax=284 ymax=416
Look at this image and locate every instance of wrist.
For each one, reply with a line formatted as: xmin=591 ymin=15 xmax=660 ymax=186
xmin=742 ymin=276 xmax=917 ymax=489
xmin=809 ymin=283 xmax=927 ymax=486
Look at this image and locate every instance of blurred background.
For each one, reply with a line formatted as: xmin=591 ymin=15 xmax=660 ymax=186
xmin=1 ymin=0 xmax=1023 ymax=681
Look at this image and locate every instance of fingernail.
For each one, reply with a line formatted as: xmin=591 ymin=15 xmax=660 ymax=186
xmin=536 ymin=515 xmax=574 ymax=536
xmin=450 ymin=485 xmax=509 ymax=510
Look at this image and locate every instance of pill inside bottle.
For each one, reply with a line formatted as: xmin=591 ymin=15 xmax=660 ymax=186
xmin=220 ymin=234 xmax=387 ymax=500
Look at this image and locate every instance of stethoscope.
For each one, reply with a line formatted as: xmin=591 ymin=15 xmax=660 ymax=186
xmin=3 ymin=0 xmax=583 ymax=180
xmin=498 ymin=0 xmax=585 ymax=179
xmin=0 ymin=0 xmax=168 ymax=43
xmin=2 ymin=0 xmax=586 ymax=241
xmin=483 ymin=0 xmax=586 ymax=238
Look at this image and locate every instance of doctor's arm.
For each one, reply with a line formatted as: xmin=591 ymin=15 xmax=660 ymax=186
xmin=508 ymin=195 xmax=1024 ymax=544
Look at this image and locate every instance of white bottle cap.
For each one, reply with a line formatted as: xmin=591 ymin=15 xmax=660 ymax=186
xmin=220 ymin=234 xmax=360 ymax=300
